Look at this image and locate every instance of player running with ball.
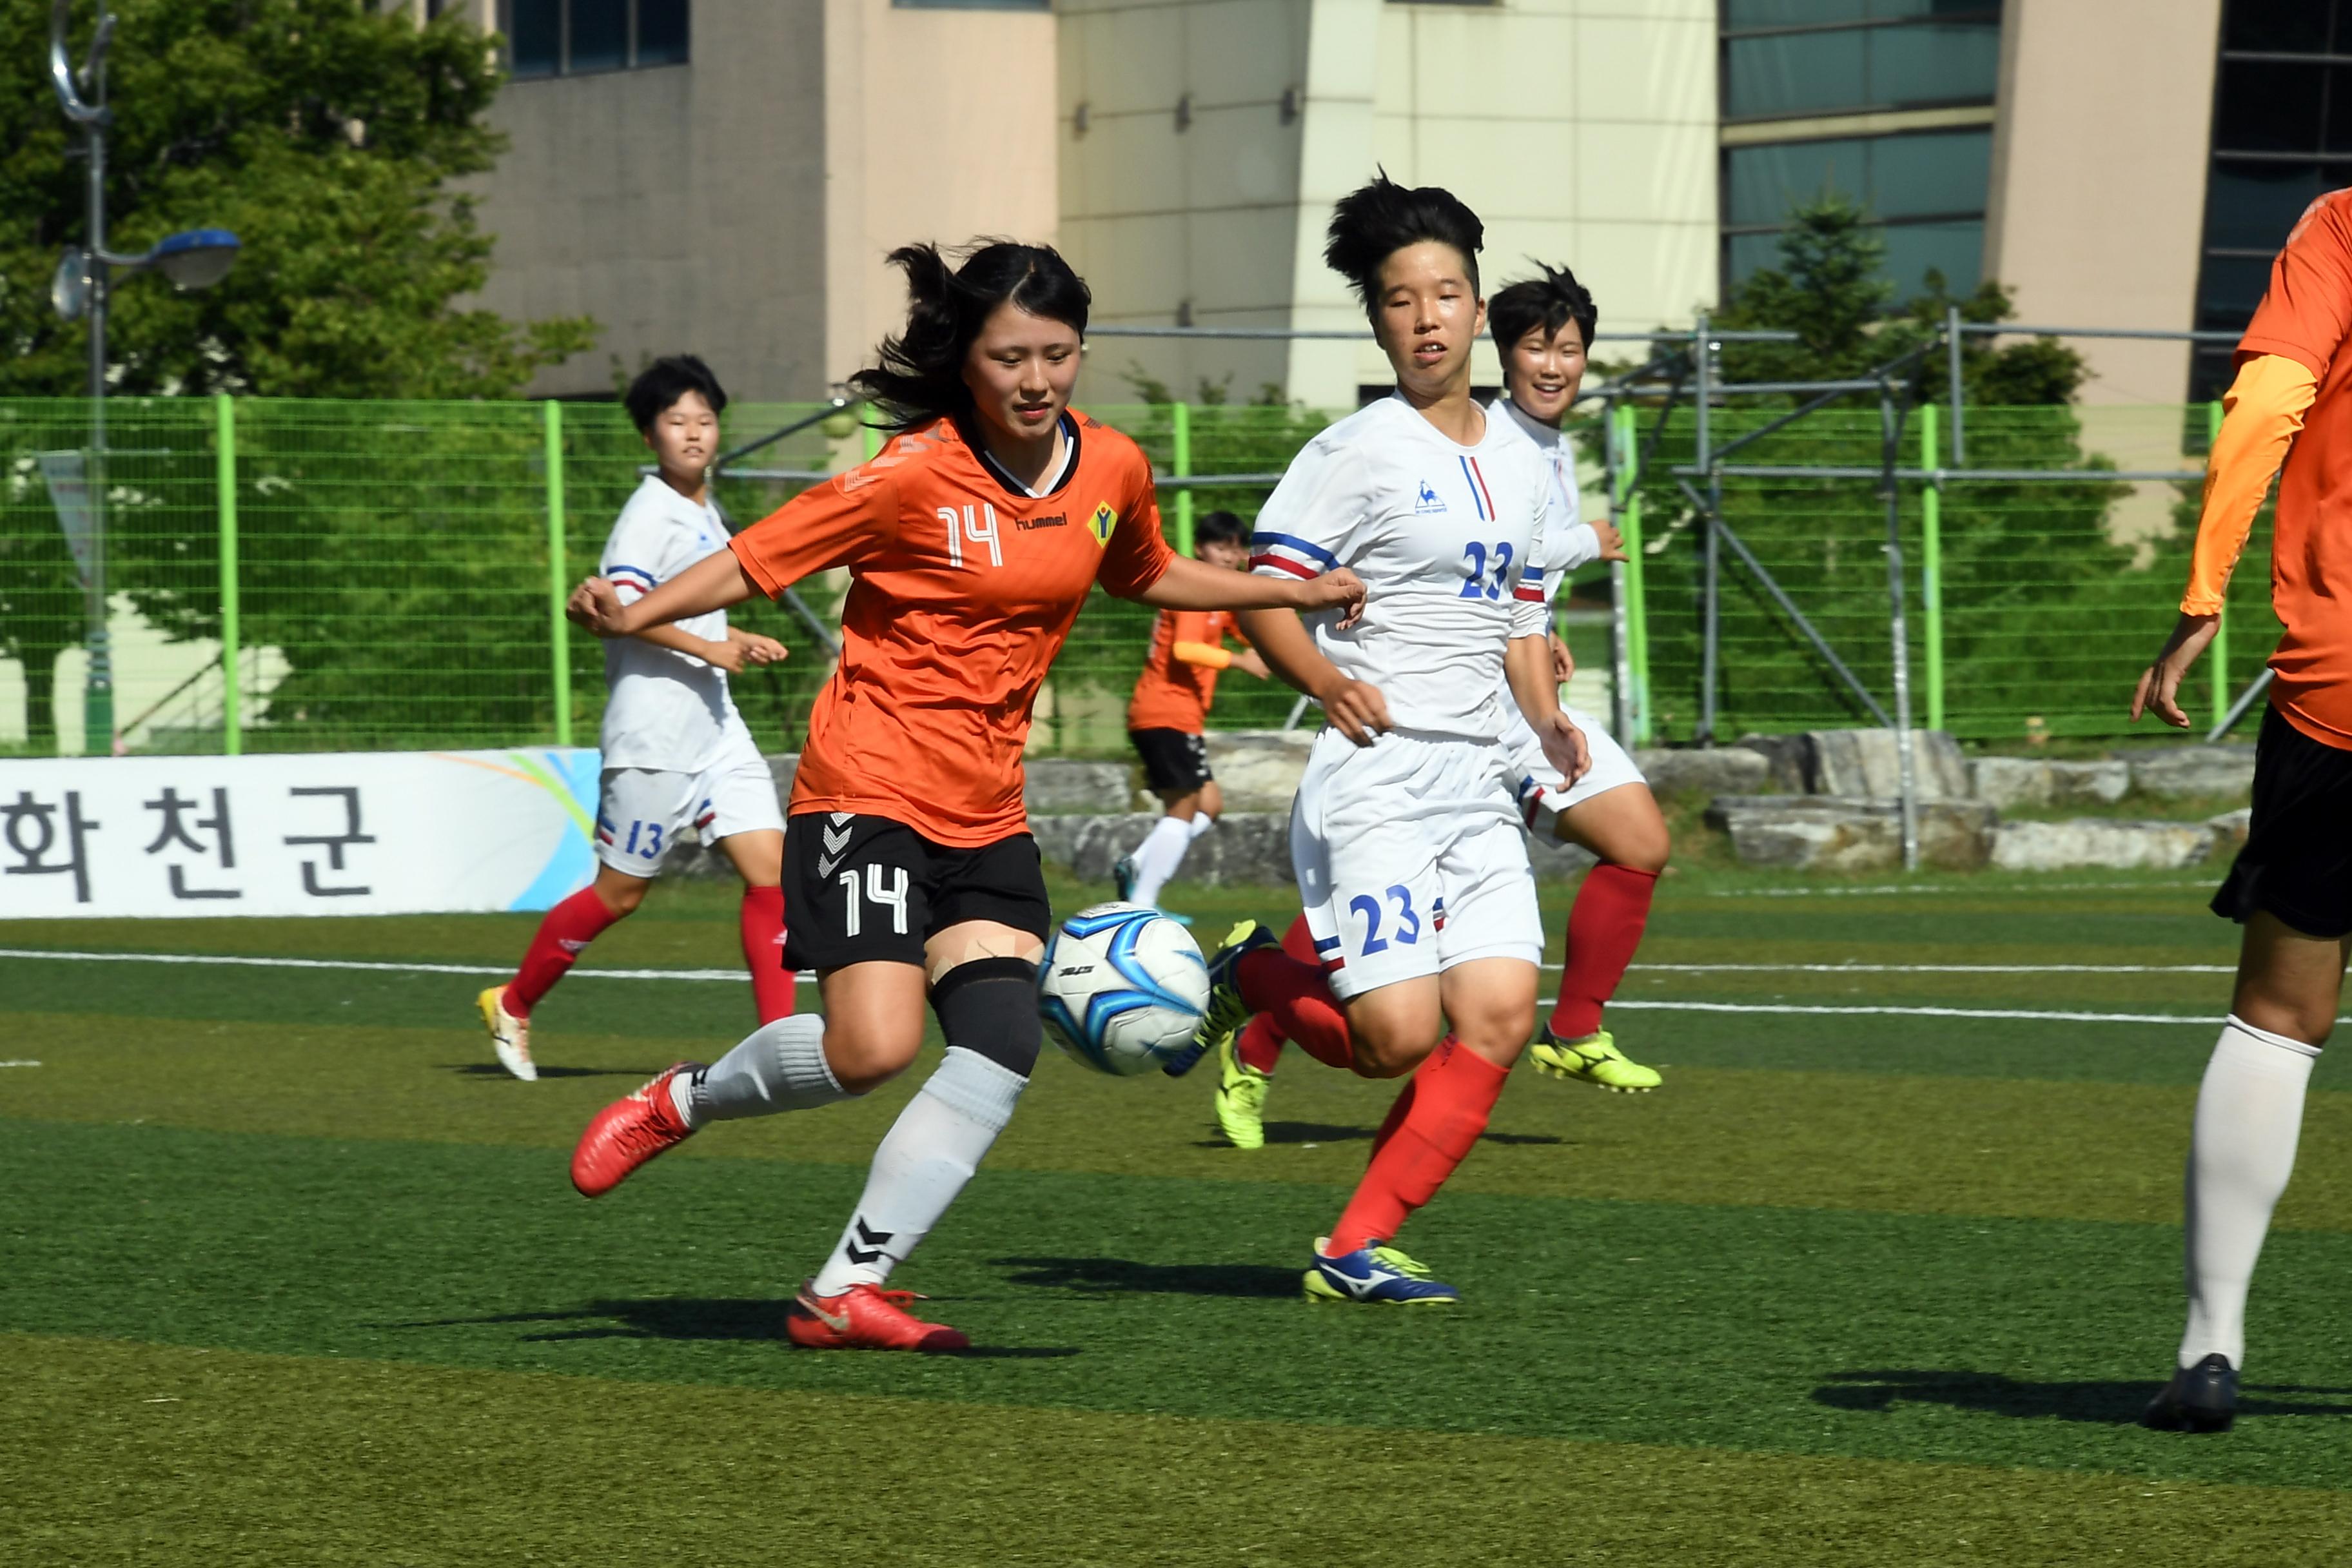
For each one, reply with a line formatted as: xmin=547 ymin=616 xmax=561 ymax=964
xmin=1191 ymin=176 xmax=1589 ymax=1305
xmin=2131 ymin=187 xmax=2352 ymax=1431
xmin=1204 ymin=262 xmax=1669 ymax=1150
xmin=562 ymin=242 xmax=1362 ymax=1353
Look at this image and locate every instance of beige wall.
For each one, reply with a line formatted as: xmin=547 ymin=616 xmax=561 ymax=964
xmin=468 ymin=2 xmax=830 ymax=399
xmin=1986 ymin=0 xmax=2222 ymax=406
xmin=824 ymin=0 xmax=1061 ymax=389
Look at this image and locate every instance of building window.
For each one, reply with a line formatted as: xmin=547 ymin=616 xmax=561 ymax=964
xmin=1722 ymin=128 xmax=1992 ymax=295
xmin=891 ymin=0 xmax=1050 ymax=10
xmin=1721 ymin=1 xmax=2004 ymax=123
xmin=502 ymin=0 xmax=688 ymax=78
xmin=2188 ymin=0 xmax=2352 ymax=400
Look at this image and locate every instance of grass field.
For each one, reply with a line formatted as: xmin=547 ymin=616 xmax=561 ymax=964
xmin=6 ymin=864 xmax=2351 ymax=1565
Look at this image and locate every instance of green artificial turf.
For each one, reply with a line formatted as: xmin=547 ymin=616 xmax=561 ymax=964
xmin=5 ymin=866 xmax=2349 ymax=1563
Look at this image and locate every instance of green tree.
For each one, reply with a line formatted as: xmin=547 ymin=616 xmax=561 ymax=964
xmin=0 ymin=1 xmax=595 ymax=753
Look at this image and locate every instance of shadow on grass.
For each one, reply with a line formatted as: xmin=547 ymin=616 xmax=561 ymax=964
xmin=1191 ymin=1121 xmax=1564 ymax=1149
xmin=1814 ymin=1369 xmax=2352 ymax=1424
xmin=392 ymin=1297 xmax=1080 ymax=1357
xmin=444 ymin=1063 xmax=650 ymax=1080
xmin=993 ymin=1256 xmax=1299 ymax=1299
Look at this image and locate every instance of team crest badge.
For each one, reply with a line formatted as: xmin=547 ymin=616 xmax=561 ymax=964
xmin=1415 ymin=480 xmax=1447 ymax=515
xmin=1088 ymin=502 xmax=1117 ymax=547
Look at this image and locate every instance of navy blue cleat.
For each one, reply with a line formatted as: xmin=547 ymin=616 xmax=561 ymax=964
xmin=1162 ymin=919 xmax=1277 ymax=1077
xmin=2142 ymin=1353 xmax=2238 ymax=1433
xmin=1303 ymin=1240 xmax=1459 ymax=1305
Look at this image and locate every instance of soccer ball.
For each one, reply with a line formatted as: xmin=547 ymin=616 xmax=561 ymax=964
xmin=1038 ymin=901 xmax=1212 ymax=1075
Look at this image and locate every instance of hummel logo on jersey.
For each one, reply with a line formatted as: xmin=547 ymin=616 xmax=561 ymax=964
xmin=1415 ymin=481 xmax=1447 ymax=514
xmin=844 ymin=1218 xmax=893 ymax=1266
xmin=1017 ymin=513 xmax=1068 ymax=531
xmin=816 ymin=817 xmax=854 ymax=879
xmin=1088 ymin=502 xmax=1117 ymax=547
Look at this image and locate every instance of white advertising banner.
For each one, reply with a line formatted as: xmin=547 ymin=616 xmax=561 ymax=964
xmin=0 ymin=749 xmax=602 ymax=919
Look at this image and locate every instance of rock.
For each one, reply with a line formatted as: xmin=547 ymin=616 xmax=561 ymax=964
xmin=1988 ymin=818 xmax=2220 ymax=871
xmin=2124 ymin=745 xmax=2256 ymax=800
xmin=1704 ymin=796 xmax=1995 ymax=872
xmin=1030 ymin=812 xmax=1295 ymax=886
xmin=2207 ymin=807 xmax=2251 ymax=851
xmin=1736 ymin=729 xmax=1970 ymax=798
xmin=1024 ymin=757 xmax=1141 ymax=814
xmin=1633 ymin=746 xmax=1772 ymax=798
xmin=1204 ymin=730 xmax=1316 ymax=812
xmin=1968 ymin=756 xmax=2130 ymax=809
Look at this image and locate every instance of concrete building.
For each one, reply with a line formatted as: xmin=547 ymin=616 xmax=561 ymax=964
xmin=434 ymin=1 xmax=2296 ymax=414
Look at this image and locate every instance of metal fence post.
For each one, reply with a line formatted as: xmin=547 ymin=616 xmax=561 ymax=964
xmin=1880 ymin=382 xmax=1919 ymax=872
xmin=1919 ymin=402 xmax=1944 ymax=733
xmin=1612 ymin=401 xmax=1651 ymax=744
xmin=1171 ymin=399 xmax=1195 ymax=555
xmin=1695 ymin=312 xmax=1718 ymax=744
xmin=216 ymin=393 xmax=240 ymax=756
xmin=544 ymin=400 xmax=573 ymax=748
xmin=2208 ymin=398 xmax=2228 ymax=729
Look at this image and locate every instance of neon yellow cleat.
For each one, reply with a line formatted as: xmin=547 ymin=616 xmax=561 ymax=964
xmin=1529 ymin=1027 xmax=1659 ymax=1093
xmin=477 ymin=984 xmax=536 ymax=1083
xmin=1213 ymin=1028 xmax=1271 ymax=1150
xmin=1164 ymin=919 xmax=1275 ymax=1078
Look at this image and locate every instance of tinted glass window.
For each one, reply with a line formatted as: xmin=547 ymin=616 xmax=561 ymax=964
xmin=2222 ymin=0 xmax=2333 ymax=53
xmin=1724 ymin=0 xmax=1868 ymax=25
xmin=1870 ymin=129 xmax=1994 ymax=218
xmin=2205 ymin=161 xmax=2329 ymax=251
xmin=2214 ymin=60 xmax=2328 ymax=153
xmin=1868 ymin=23 xmax=2001 ymax=107
xmin=1725 ymin=32 xmax=1868 ymax=119
xmin=506 ymin=0 xmax=560 ymax=77
xmin=1725 ymin=139 xmax=1867 ymax=225
xmin=569 ymin=0 xmax=629 ymax=72
xmin=638 ymin=0 xmax=690 ymax=64
xmin=1879 ymin=220 xmax=1984 ymax=295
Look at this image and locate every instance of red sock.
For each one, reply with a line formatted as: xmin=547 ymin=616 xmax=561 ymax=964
xmin=1367 ymin=1041 xmax=1449 ymax=1158
xmin=1237 ymin=947 xmax=1356 ymax=1072
xmin=1329 ymin=1039 xmax=1508 ymax=1254
xmin=505 ymin=885 xmax=624 ymax=1017
xmin=740 ymin=886 xmax=793 ymax=1023
xmin=1549 ymin=864 xmax=1660 ymax=1041
xmin=1235 ymin=914 xmax=1322 ymax=1074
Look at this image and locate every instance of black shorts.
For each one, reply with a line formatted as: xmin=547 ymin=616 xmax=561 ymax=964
xmin=2211 ymin=705 xmax=2352 ymax=939
xmin=781 ymin=813 xmax=1052 ymax=970
xmin=1130 ymin=728 xmax=1212 ymax=797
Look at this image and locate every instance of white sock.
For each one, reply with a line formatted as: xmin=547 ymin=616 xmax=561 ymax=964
xmin=678 ymin=1014 xmax=853 ymax=1127
xmin=1188 ymin=813 xmax=1215 ymax=841
xmin=808 ymin=1046 xmax=1026 ymax=1295
xmin=2180 ymin=1014 xmax=2320 ymax=1371
xmin=1129 ymin=814 xmax=1194 ymax=906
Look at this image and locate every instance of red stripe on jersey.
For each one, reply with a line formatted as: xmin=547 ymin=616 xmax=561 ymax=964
xmin=1513 ymin=586 xmax=1546 ymax=602
xmin=1252 ymin=553 xmax=1318 ymax=579
xmin=1467 ymin=457 xmax=1498 ymax=522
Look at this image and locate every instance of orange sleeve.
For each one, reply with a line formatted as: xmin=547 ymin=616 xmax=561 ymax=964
xmin=728 ymin=469 xmax=901 ymax=598
xmin=1172 ymin=640 xmax=1233 ymax=669
xmin=2181 ymin=354 xmax=2318 ymax=614
xmin=2240 ymin=196 xmax=2352 ymax=380
xmin=1096 ymin=456 xmax=1178 ymax=600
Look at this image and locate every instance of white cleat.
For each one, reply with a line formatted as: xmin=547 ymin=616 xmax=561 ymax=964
xmin=476 ymin=985 xmax=537 ymax=1081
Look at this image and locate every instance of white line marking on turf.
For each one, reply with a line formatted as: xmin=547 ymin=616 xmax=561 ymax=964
xmin=0 ymin=1059 xmax=41 ymax=1068
xmin=1702 ymin=879 xmax=2209 ymax=899
xmin=1617 ymin=962 xmax=2235 ymax=975
xmin=1538 ymin=998 xmax=2220 ymax=1025
xmin=0 ymin=948 xmax=810 ymax=983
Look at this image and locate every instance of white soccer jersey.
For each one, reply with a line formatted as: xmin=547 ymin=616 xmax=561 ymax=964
xmin=599 ymin=475 xmax=754 ymax=772
xmin=1489 ymin=395 xmax=1601 ymax=579
xmin=1250 ymin=395 xmax=1554 ymax=740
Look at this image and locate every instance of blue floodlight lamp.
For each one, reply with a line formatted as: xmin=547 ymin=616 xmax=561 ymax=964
xmin=143 ymin=228 xmax=240 ymax=289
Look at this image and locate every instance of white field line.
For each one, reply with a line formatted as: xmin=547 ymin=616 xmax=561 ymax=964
xmin=0 ymin=947 xmax=2231 ymax=1028
xmin=0 ymin=1059 xmax=41 ymax=1068
xmin=1703 ymin=879 xmax=2210 ymax=899
xmin=1619 ymin=961 xmax=2235 ymax=975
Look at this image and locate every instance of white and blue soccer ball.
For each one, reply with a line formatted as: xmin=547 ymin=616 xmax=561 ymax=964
xmin=1038 ymin=901 xmax=1211 ymax=1076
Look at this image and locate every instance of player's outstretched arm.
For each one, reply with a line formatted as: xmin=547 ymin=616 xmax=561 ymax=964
xmin=1237 ymin=607 xmax=1391 ymax=745
xmin=568 ymin=551 xmax=761 ymax=638
xmin=2130 ymin=613 xmax=2221 ymax=730
xmin=1507 ymin=632 xmax=1589 ymax=783
xmin=1132 ymin=556 xmax=1366 ymax=628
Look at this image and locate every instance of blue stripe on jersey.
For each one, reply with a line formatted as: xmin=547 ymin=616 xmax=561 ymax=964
xmin=1250 ymin=531 xmax=1340 ymax=571
xmin=1313 ymin=936 xmax=1342 ymax=952
xmin=1457 ymin=456 xmax=1488 ymax=521
xmin=607 ymin=563 xmax=659 ymax=585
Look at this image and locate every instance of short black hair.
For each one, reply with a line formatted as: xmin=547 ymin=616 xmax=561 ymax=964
xmin=1193 ymin=509 xmax=1246 ymax=548
xmin=1323 ymin=173 xmax=1484 ymax=320
xmin=1489 ymin=263 xmax=1598 ymax=356
xmin=625 ymin=355 xmax=728 ymax=432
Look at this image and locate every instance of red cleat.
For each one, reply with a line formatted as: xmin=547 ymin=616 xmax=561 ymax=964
xmin=571 ymin=1063 xmax=701 ymax=1197
xmin=785 ymin=1283 xmax=970 ymax=1353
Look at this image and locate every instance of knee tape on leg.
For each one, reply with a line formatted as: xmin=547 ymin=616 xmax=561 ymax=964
xmin=931 ymin=956 xmax=1043 ymax=1079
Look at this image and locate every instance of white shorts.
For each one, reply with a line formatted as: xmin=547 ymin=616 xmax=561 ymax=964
xmin=1289 ymin=727 xmax=1544 ymax=1001
xmin=1500 ymin=705 xmax=1646 ymax=834
xmin=594 ymin=736 xmax=784 ymax=876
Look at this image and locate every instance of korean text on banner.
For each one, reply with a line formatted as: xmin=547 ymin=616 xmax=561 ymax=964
xmin=0 ymin=750 xmax=602 ymax=919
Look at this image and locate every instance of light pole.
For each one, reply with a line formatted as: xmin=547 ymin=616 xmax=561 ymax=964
xmin=48 ymin=0 xmax=240 ymax=756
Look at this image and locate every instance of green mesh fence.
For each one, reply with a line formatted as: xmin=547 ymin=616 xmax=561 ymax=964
xmin=0 ymin=394 xmax=2269 ymax=760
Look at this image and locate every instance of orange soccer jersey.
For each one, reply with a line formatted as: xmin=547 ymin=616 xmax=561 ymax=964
xmin=1126 ymin=609 xmax=1246 ymax=733
xmin=729 ymin=411 xmax=1175 ymax=845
